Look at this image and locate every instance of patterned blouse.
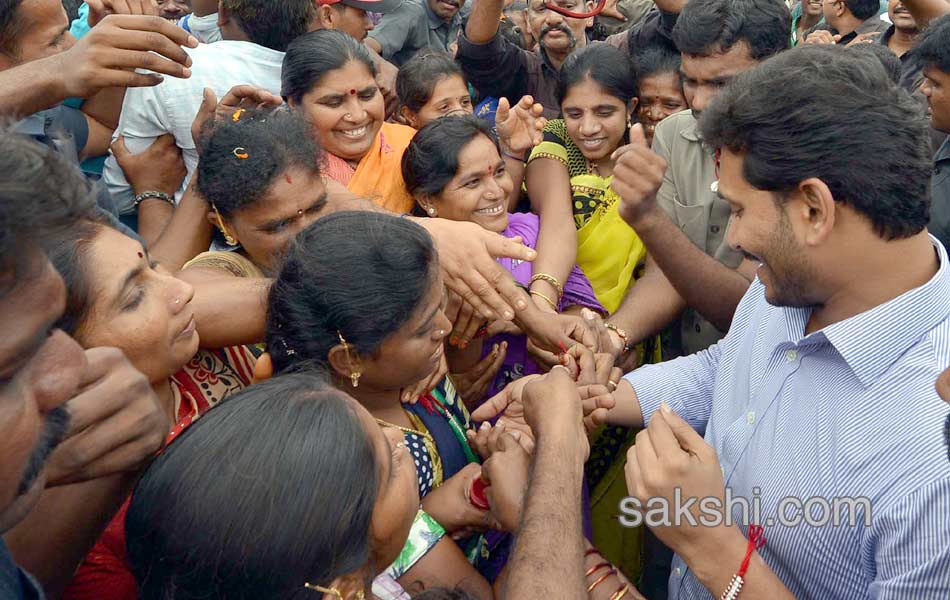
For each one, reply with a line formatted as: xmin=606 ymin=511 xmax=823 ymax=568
xmin=62 ymin=346 xmax=257 ymax=600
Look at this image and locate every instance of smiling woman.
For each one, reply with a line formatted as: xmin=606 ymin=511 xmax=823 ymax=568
xmin=282 ymin=29 xmax=417 ymax=213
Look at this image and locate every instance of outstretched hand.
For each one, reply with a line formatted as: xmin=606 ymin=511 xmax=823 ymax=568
xmin=496 ymin=95 xmax=547 ymax=155
xmin=191 ymin=85 xmax=284 ymax=152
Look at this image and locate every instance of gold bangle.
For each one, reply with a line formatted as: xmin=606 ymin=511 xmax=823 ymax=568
xmin=530 ymin=290 xmax=558 ymax=311
xmin=610 ymin=585 xmax=630 ymax=600
xmin=529 ymin=272 xmax=563 ymax=297
xmin=585 ymin=561 xmax=612 ymax=578
xmin=587 ymin=569 xmax=616 ymax=593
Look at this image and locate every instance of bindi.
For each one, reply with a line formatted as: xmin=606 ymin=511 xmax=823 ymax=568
xmin=349 ymin=88 xmax=357 ymax=95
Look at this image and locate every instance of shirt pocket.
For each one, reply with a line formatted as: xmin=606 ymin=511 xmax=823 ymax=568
xmin=671 ymin=194 xmax=711 ymax=250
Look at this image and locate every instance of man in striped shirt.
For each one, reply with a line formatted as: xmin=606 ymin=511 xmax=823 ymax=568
xmin=607 ymin=45 xmax=950 ymax=599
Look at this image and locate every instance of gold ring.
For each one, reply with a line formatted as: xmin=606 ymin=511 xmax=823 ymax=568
xmin=607 ymin=379 xmax=619 ymax=391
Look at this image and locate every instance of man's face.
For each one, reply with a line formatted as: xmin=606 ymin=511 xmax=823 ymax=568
xmin=922 ymin=66 xmax=950 ymax=133
xmin=888 ymin=0 xmax=918 ymax=31
xmin=821 ymin=0 xmax=845 ymax=27
xmin=331 ymin=5 xmax=374 ymax=41
xmin=0 ymin=248 xmax=86 ymax=525
xmin=525 ymin=0 xmax=593 ymax=56
xmin=0 ymin=0 xmax=75 ymax=69
xmin=680 ymin=43 xmax=760 ymax=119
xmin=719 ymin=150 xmax=820 ymax=308
xmin=427 ymin=0 xmax=464 ymax=21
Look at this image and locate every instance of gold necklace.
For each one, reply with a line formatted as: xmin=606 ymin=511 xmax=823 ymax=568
xmin=375 ymin=416 xmax=444 ymax=486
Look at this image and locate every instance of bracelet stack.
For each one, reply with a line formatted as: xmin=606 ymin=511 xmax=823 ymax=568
xmin=529 ymin=272 xmax=562 ymax=311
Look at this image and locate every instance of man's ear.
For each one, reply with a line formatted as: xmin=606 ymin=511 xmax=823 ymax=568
xmin=217 ymin=0 xmax=229 ymax=27
xmin=795 ymin=177 xmax=837 ymax=247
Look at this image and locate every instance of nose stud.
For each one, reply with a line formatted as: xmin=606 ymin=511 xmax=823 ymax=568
xmin=175 ymin=298 xmax=181 ymax=305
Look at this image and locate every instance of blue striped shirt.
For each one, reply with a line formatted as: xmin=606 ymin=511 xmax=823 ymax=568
xmin=625 ymin=238 xmax=950 ymax=600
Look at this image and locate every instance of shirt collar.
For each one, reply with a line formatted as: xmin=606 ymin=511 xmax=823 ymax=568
xmin=784 ymin=236 xmax=950 ymax=387
xmin=935 ymin=137 xmax=950 ymax=163
xmin=680 ymin=110 xmax=701 ymax=142
xmin=878 ymin=24 xmax=895 ymax=46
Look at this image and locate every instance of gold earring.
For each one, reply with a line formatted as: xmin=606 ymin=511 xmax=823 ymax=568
xmin=338 ymin=331 xmax=361 ymax=388
xmin=213 ymin=206 xmax=238 ymax=246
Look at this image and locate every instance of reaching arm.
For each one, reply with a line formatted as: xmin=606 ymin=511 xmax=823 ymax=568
xmin=608 ymin=255 xmax=685 ymax=346
xmin=0 ymin=14 xmax=195 ymax=119
xmin=397 ymin=536 xmax=493 ymax=600
xmin=177 ymin=274 xmax=271 ymax=348
xmin=466 ymin=0 xmax=506 ymax=43
xmin=628 ymin=208 xmax=756 ymax=332
xmin=149 ymin=181 xmax=213 ymax=271
xmin=525 ymin=158 xmax=578 ymax=313
xmin=612 ymin=124 xmax=755 ymax=332
xmin=504 ymin=371 xmax=588 ymax=599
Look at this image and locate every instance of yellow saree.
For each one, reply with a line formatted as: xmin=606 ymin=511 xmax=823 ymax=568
xmin=528 ymin=120 xmax=647 ymax=314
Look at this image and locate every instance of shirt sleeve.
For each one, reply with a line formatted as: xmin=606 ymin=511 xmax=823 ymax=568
xmin=367 ymin=3 xmax=418 ymax=60
xmin=650 ymin=117 xmax=678 ymax=220
xmin=623 ymin=341 xmax=721 ymax=432
xmin=869 ymin=478 xmax=950 ymax=599
xmin=456 ymin=31 xmax=528 ymax=101
xmin=101 ymin=83 xmax=175 ymax=214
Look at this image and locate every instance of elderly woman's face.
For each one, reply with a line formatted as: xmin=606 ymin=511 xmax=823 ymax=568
xmin=292 ymin=60 xmax=385 ymax=162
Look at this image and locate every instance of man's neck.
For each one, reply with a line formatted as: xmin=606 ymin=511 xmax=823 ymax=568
xmin=219 ymin=24 xmax=251 ymax=43
xmin=806 ymin=231 xmax=939 ymax=334
xmin=543 ymin=44 xmax=582 ymax=72
xmin=888 ymin=26 xmax=919 ymax=56
xmin=798 ymin=12 xmax=821 ymax=32
xmin=831 ymin=13 xmax=865 ymax=37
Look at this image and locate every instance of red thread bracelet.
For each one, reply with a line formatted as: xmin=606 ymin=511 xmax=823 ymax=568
xmin=719 ymin=524 xmax=766 ymax=600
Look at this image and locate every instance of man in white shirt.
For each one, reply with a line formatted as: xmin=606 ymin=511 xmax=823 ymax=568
xmin=102 ymin=0 xmax=319 ymax=241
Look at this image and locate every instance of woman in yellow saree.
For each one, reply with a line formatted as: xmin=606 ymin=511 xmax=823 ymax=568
xmin=525 ymin=45 xmax=684 ymax=585
xmin=282 ymin=29 xmax=415 ymax=214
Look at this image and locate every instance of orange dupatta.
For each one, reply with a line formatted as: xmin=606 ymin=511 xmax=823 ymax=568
xmin=323 ymin=122 xmax=416 ymax=214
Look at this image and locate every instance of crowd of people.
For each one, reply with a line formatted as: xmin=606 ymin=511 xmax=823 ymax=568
xmin=1 ymin=0 xmax=950 ymax=597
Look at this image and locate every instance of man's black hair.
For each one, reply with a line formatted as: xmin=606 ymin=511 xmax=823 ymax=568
xmin=700 ymin=45 xmax=931 ymax=240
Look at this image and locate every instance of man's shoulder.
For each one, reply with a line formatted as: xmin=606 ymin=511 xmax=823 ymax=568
xmin=653 ymin=110 xmax=699 ymax=143
xmin=379 ymin=0 xmax=427 ymax=20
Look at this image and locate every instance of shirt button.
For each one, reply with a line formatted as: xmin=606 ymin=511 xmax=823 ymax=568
xmin=710 ymin=225 xmax=720 ymax=234
xmin=675 ymin=567 xmax=683 ymax=576
xmin=747 ymin=411 xmax=755 ymax=425
xmin=786 ymin=349 xmax=798 ymax=362
xmin=695 ymin=324 xmax=702 ymax=333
